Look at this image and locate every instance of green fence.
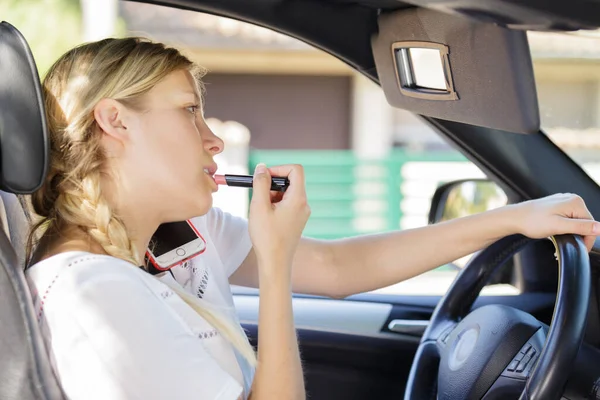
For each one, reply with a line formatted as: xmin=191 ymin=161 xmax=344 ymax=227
xmin=249 ymin=149 xmax=467 ymax=240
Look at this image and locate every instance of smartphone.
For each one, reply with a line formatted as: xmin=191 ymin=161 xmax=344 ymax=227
xmin=145 ymin=220 xmax=207 ymax=271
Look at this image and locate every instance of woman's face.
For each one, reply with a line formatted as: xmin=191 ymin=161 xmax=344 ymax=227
xmin=104 ymin=69 xmax=224 ymax=224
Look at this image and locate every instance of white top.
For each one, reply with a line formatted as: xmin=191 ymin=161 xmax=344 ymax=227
xmin=26 ymin=208 xmax=254 ymax=400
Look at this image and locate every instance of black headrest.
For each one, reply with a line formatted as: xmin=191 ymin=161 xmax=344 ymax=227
xmin=0 ymin=21 xmax=48 ymax=194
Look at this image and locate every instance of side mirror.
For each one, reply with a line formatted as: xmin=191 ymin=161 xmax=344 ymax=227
xmin=428 ymin=179 xmax=507 ymax=225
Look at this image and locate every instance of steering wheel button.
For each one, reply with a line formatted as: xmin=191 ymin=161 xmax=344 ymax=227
xmin=529 ymin=348 xmax=536 ymax=357
xmin=507 ymin=360 xmax=519 ymax=372
xmin=515 ymin=355 xmax=531 ymax=373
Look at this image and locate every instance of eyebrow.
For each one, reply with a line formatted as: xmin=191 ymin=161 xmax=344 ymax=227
xmin=178 ymin=91 xmax=201 ymax=102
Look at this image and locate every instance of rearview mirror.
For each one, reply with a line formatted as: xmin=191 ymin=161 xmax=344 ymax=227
xmin=428 ymin=180 xmax=507 ymax=225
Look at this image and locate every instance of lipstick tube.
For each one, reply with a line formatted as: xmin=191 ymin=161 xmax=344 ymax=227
xmin=214 ymin=174 xmax=289 ymax=192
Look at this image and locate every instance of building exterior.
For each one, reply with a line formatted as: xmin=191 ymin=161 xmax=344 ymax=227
xmin=120 ymin=3 xmax=600 ymax=155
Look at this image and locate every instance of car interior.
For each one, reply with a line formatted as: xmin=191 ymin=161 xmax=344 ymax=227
xmin=3 ymin=1 xmax=600 ymax=399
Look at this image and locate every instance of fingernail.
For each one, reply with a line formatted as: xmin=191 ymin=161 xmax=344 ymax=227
xmin=255 ymin=163 xmax=267 ymax=174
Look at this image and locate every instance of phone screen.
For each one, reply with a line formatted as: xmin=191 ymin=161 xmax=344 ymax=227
xmin=149 ymin=221 xmax=199 ymax=257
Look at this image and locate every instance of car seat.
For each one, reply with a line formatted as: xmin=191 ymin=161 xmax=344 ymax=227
xmin=0 ymin=21 xmax=65 ymax=400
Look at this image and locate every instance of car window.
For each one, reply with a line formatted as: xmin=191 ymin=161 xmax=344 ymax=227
xmin=529 ymin=30 xmax=600 ymax=171
xmin=114 ymin=4 xmax=511 ymax=296
xmin=6 ymin=0 xmax=518 ymax=296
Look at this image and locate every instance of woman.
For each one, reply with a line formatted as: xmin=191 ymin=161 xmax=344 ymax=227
xmin=26 ymin=38 xmax=306 ymax=400
xmin=25 ymin=37 xmax=598 ymax=400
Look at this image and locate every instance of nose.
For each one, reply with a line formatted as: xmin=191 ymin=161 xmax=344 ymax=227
xmin=202 ymin=126 xmax=224 ymax=156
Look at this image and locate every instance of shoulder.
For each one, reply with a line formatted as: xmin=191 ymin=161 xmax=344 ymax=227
xmin=29 ymin=251 xmax=141 ymax=283
xmin=27 ymin=252 xmax=193 ymax=341
xmin=26 ymin=251 xmax=160 ymax=308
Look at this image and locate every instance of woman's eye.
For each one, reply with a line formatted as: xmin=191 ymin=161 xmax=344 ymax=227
xmin=186 ymin=105 xmax=199 ymax=115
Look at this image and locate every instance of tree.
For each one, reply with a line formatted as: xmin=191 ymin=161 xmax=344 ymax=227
xmin=0 ymin=0 xmax=82 ymax=77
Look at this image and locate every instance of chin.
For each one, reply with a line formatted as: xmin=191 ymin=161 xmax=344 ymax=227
xmin=195 ymin=194 xmax=214 ymax=216
xmin=168 ymin=195 xmax=212 ymax=221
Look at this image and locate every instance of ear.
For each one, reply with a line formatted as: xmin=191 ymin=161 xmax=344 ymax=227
xmin=93 ymin=98 xmax=130 ymax=144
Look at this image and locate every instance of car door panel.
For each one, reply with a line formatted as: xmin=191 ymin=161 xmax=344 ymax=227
xmin=233 ymin=290 xmax=556 ymax=399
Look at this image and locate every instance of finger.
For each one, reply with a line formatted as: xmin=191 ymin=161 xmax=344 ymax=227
xmin=279 ymin=165 xmax=306 ymax=200
xmin=265 ymin=164 xmax=307 ymax=203
xmin=558 ymin=217 xmax=600 ymax=239
xmin=250 ymin=163 xmax=272 ymax=208
xmin=266 ymin=164 xmax=296 ymax=178
xmin=584 ymin=235 xmax=596 ymax=252
xmin=268 ymin=165 xmax=306 ymax=193
xmin=270 ymin=191 xmax=284 ymax=204
xmin=564 ymin=194 xmax=593 ymax=220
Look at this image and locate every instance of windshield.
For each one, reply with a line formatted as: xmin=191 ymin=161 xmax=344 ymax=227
xmin=529 ymin=30 xmax=600 ymax=167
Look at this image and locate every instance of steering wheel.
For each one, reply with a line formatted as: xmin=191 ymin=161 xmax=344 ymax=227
xmin=403 ymin=234 xmax=591 ymax=400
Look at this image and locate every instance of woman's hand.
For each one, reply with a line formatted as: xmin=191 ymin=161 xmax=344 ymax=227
xmin=248 ymin=165 xmax=309 ymax=399
xmin=513 ymin=193 xmax=600 ymax=250
xmin=248 ymin=163 xmax=311 ymax=277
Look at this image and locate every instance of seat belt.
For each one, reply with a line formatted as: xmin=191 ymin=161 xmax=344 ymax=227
xmin=17 ymin=194 xmax=32 ymax=224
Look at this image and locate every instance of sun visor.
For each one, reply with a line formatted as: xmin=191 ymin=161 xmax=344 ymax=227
xmin=372 ymin=8 xmax=540 ymax=134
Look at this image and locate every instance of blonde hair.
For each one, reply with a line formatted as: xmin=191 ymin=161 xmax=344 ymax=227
xmin=27 ymin=37 xmax=256 ymax=365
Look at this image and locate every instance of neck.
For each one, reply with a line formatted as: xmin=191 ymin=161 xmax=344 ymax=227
xmin=100 ymin=168 xmax=161 ymax=264
xmin=119 ymin=211 xmax=158 ymax=264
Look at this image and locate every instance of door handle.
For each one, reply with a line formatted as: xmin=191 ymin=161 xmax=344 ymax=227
xmin=387 ymin=319 xmax=429 ymax=336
